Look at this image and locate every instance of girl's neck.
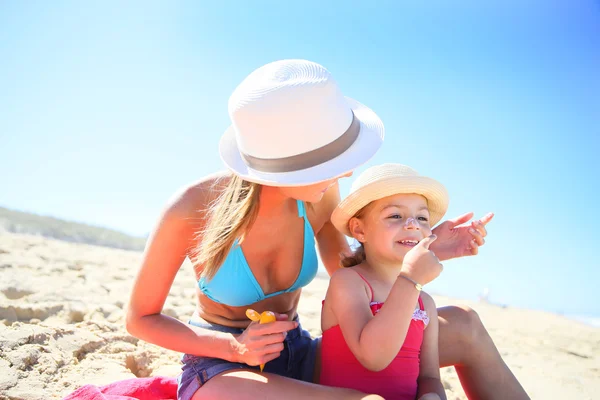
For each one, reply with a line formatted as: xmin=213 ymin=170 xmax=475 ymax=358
xmin=258 ymin=186 xmax=297 ymax=217
xmin=361 ymin=251 xmax=404 ymax=283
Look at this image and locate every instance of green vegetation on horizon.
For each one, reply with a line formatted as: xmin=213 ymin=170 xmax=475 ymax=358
xmin=0 ymin=207 xmax=146 ymax=251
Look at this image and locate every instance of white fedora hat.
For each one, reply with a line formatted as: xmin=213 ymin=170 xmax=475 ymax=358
xmin=331 ymin=164 xmax=449 ymax=237
xmin=219 ymin=59 xmax=385 ymax=186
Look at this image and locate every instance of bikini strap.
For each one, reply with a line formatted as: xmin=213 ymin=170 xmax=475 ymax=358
xmin=354 ymin=271 xmax=375 ymax=303
xmin=418 ymin=295 xmax=424 ymax=311
xmin=297 ymin=200 xmax=306 ymax=218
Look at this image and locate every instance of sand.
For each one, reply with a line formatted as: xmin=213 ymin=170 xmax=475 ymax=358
xmin=1 ymin=232 xmax=598 ymax=399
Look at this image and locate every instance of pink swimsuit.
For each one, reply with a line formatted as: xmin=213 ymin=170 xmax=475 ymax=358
xmin=320 ymin=272 xmax=429 ymax=400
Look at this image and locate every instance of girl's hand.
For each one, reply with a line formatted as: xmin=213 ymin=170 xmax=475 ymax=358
xmin=430 ymin=212 xmax=494 ymax=261
xmin=233 ymin=314 xmax=296 ymax=367
xmin=401 ymin=235 xmax=443 ymax=285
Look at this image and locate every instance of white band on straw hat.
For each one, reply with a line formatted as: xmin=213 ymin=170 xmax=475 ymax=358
xmin=331 ymin=164 xmax=450 ymax=237
xmin=219 ymin=59 xmax=385 ymax=186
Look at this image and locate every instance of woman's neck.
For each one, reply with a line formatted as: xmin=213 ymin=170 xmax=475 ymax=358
xmin=258 ymin=186 xmax=297 ymax=217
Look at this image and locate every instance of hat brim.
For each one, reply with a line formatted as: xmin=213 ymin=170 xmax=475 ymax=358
xmin=218 ymin=97 xmax=384 ymax=187
xmin=331 ymin=176 xmax=449 ymax=236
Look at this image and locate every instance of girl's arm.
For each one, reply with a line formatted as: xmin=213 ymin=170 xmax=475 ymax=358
xmin=324 ymin=268 xmax=421 ymax=371
xmin=417 ymin=292 xmax=446 ymax=400
xmin=125 ymin=179 xmax=296 ymax=366
xmin=315 ymin=182 xmax=351 ymax=276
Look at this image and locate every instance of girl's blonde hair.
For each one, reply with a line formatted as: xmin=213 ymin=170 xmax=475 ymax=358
xmin=340 ymin=205 xmax=368 ymax=268
xmin=193 ymin=174 xmax=261 ymax=280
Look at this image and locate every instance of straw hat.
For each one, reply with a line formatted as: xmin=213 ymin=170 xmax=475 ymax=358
xmin=331 ymin=164 xmax=449 ymax=236
xmin=219 ymin=59 xmax=384 ymax=186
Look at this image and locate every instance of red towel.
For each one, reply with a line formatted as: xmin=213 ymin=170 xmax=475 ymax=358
xmin=63 ymin=376 xmax=178 ymax=400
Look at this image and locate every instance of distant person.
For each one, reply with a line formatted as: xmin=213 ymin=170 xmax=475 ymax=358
xmin=479 ymin=288 xmax=491 ymax=303
xmin=125 ymin=59 xmax=529 ymax=400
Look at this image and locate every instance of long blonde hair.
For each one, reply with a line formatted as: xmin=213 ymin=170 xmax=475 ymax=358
xmin=340 ymin=205 xmax=368 ymax=268
xmin=193 ymin=174 xmax=261 ymax=280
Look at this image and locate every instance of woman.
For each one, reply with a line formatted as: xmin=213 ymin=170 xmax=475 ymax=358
xmin=126 ymin=59 xmax=528 ymax=400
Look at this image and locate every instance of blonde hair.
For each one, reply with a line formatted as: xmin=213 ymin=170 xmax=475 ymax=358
xmin=340 ymin=205 xmax=368 ymax=268
xmin=193 ymin=174 xmax=261 ymax=280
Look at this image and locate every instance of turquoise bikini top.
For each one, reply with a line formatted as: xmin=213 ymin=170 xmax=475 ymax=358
xmin=198 ymin=200 xmax=318 ymax=307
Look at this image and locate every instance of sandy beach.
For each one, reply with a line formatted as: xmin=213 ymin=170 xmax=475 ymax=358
xmin=1 ymin=232 xmax=598 ymax=399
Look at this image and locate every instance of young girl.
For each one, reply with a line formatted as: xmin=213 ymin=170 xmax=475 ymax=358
xmin=321 ymin=163 xmax=449 ymax=400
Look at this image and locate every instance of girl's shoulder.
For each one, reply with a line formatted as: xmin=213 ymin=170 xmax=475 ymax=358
xmin=324 ymin=266 xmax=373 ymax=324
xmin=328 ymin=266 xmax=371 ymax=299
xmin=330 ymin=265 xmax=363 ymax=281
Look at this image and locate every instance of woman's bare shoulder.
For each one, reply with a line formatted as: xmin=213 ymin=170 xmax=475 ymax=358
xmin=151 ymin=171 xmax=232 ymax=247
xmin=168 ymin=170 xmax=232 ymax=217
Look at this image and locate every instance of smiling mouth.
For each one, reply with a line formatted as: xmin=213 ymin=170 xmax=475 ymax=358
xmin=397 ymin=240 xmax=419 ymax=247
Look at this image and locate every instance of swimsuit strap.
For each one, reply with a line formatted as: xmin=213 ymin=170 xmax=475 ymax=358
xmin=296 ymin=199 xmax=306 ymax=218
xmin=355 ymin=270 xmax=425 ymax=311
xmin=354 ymin=271 xmax=375 ymax=303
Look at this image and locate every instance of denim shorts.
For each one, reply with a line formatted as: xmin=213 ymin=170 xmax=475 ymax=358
xmin=177 ymin=316 xmax=318 ymax=400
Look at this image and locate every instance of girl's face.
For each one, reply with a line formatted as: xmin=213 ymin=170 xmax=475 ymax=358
xmin=349 ymin=193 xmax=432 ymax=264
xmin=279 ymin=171 xmax=353 ymax=203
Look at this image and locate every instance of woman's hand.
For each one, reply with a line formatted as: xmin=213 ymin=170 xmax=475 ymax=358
xmin=232 ymin=314 xmax=297 ymax=367
xmin=430 ymin=212 xmax=494 ymax=261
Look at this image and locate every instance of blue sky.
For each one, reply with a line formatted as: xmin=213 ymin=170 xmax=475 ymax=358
xmin=1 ymin=1 xmax=599 ymax=318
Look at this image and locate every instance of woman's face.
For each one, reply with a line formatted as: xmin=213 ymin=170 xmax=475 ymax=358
xmin=279 ymin=171 xmax=353 ymax=203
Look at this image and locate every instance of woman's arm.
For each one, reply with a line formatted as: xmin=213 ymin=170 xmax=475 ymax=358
xmin=125 ymin=181 xmax=235 ymax=357
xmin=417 ymin=293 xmax=446 ymax=400
xmin=325 ymin=268 xmax=421 ymax=371
xmin=315 ymin=182 xmax=351 ymax=276
xmin=125 ymin=179 xmax=296 ymax=366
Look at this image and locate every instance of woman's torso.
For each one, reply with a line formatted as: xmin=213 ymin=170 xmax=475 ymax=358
xmin=182 ymin=172 xmax=331 ymax=328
